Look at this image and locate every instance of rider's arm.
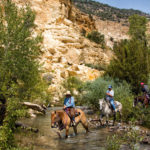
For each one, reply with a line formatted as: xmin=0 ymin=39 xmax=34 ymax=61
xmin=106 ymin=90 xmax=114 ymax=97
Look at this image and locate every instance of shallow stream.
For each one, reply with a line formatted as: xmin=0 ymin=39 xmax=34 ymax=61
xmin=15 ymin=107 xmax=150 ymax=150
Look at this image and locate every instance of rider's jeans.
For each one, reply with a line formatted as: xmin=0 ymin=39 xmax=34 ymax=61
xmin=109 ymin=98 xmax=116 ymax=110
xmin=106 ymin=97 xmax=116 ymax=110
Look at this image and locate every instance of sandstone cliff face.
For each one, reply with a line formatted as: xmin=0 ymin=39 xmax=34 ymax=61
xmin=12 ymin=0 xmax=112 ymax=103
xmin=95 ymin=18 xmax=129 ymax=48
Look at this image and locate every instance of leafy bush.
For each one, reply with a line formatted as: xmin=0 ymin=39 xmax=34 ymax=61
xmin=106 ymin=127 xmax=142 ymax=150
xmin=63 ymin=76 xmax=84 ymax=92
xmin=85 ymin=63 xmax=107 ymax=71
xmin=87 ymin=30 xmax=105 ymax=46
xmin=81 ymin=77 xmax=133 ymax=112
xmin=106 ymin=135 xmax=121 ymax=150
xmin=63 ymin=77 xmax=85 ymax=105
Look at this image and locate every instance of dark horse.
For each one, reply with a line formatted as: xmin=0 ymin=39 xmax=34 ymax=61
xmin=133 ymin=95 xmax=149 ymax=108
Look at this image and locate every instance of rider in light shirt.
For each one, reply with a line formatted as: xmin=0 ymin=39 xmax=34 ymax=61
xmin=106 ymin=85 xmax=116 ymax=112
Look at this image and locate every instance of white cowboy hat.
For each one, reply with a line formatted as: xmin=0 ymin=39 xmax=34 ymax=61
xmin=65 ymin=90 xmax=71 ymax=95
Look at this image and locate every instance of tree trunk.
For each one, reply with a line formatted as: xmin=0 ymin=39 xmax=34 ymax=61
xmin=22 ymin=102 xmax=46 ymax=114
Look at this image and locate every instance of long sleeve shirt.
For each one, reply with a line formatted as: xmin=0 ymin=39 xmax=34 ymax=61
xmin=64 ymin=96 xmax=75 ymax=108
xmin=106 ymin=89 xmax=114 ymax=100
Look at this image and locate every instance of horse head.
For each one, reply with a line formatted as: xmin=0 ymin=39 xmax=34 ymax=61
xmin=51 ymin=111 xmax=61 ymax=128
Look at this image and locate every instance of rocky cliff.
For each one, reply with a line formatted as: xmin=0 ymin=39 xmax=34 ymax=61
xmin=12 ymin=0 xmax=112 ymax=103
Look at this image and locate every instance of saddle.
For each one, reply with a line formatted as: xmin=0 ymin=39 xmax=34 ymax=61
xmin=64 ymin=107 xmax=80 ymax=118
xmin=106 ymin=100 xmax=117 ymax=112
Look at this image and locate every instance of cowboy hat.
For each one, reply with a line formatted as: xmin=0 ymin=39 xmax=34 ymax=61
xmin=65 ymin=90 xmax=71 ymax=95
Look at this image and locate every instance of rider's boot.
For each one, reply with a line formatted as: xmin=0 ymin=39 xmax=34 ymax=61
xmin=113 ymin=109 xmax=116 ymax=115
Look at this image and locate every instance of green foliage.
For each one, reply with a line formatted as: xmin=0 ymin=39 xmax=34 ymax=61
xmin=0 ymin=0 xmax=45 ymax=149
xmin=85 ymin=63 xmax=107 ymax=71
xmin=81 ymin=77 xmax=133 ymax=112
xmin=63 ymin=76 xmax=84 ymax=92
xmin=106 ymin=135 xmax=120 ymax=150
xmin=87 ymin=30 xmax=105 ymax=46
xmin=131 ymin=107 xmax=150 ymax=128
xmin=129 ymin=15 xmax=147 ymax=40
xmin=106 ymin=15 xmax=150 ymax=93
xmin=106 ymin=128 xmax=142 ymax=150
xmin=63 ymin=77 xmax=85 ymax=105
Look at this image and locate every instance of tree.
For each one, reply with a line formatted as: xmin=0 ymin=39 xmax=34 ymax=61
xmin=106 ymin=15 xmax=150 ymax=93
xmin=129 ymin=14 xmax=147 ymax=41
xmin=0 ymin=0 xmax=43 ymax=149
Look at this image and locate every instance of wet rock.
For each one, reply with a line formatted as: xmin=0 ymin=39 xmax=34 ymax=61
xmin=146 ymin=132 xmax=150 ymax=136
xmin=132 ymin=126 xmax=140 ymax=131
xmin=120 ymin=144 xmax=129 ymax=150
xmin=141 ymin=137 xmax=149 ymax=144
xmin=108 ymin=128 xmax=114 ymax=132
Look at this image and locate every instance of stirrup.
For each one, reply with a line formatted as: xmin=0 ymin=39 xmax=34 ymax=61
xmin=71 ymin=121 xmax=76 ymax=127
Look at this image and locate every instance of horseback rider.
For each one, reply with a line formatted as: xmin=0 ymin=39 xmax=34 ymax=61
xmin=140 ymin=82 xmax=150 ymax=104
xmin=106 ymin=85 xmax=116 ymax=113
xmin=63 ymin=91 xmax=76 ymax=126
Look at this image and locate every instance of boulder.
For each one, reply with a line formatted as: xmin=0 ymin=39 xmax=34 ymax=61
xmin=48 ymin=48 xmax=56 ymax=54
xmin=67 ymin=69 xmax=77 ymax=76
xmin=60 ymin=71 xmax=69 ymax=78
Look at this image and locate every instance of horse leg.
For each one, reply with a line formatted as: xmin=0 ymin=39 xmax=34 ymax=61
xmin=65 ymin=126 xmax=69 ymax=138
xmin=113 ymin=113 xmax=116 ymax=126
xmin=119 ymin=111 xmax=122 ymax=123
xmin=106 ymin=115 xmax=109 ymax=126
xmin=99 ymin=114 xmax=103 ymax=126
xmin=73 ymin=126 xmax=77 ymax=135
xmin=80 ymin=117 xmax=89 ymax=133
xmin=144 ymin=99 xmax=149 ymax=108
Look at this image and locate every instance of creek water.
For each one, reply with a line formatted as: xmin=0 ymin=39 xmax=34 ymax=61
xmin=15 ymin=107 xmax=150 ymax=150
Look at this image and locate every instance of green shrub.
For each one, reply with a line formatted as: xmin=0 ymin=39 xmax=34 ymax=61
xmin=106 ymin=135 xmax=121 ymax=150
xmin=85 ymin=63 xmax=107 ymax=71
xmin=62 ymin=77 xmax=85 ymax=105
xmin=87 ymin=30 xmax=105 ymax=45
xmin=81 ymin=77 xmax=135 ymax=121
xmin=82 ymin=77 xmax=131 ymax=105
xmin=106 ymin=127 xmax=142 ymax=150
xmin=63 ymin=76 xmax=84 ymax=92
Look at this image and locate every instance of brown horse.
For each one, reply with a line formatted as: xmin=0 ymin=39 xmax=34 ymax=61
xmin=51 ymin=108 xmax=89 ymax=138
xmin=133 ymin=95 xmax=149 ymax=108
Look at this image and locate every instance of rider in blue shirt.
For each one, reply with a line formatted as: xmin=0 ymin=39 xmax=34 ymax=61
xmin=106 ymin=85 xmax=116 ymax=112
xmin=64 ymin=91 xmax=76 ymax=126
xmin=64 ymin=95 xmax=75 ymax=108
